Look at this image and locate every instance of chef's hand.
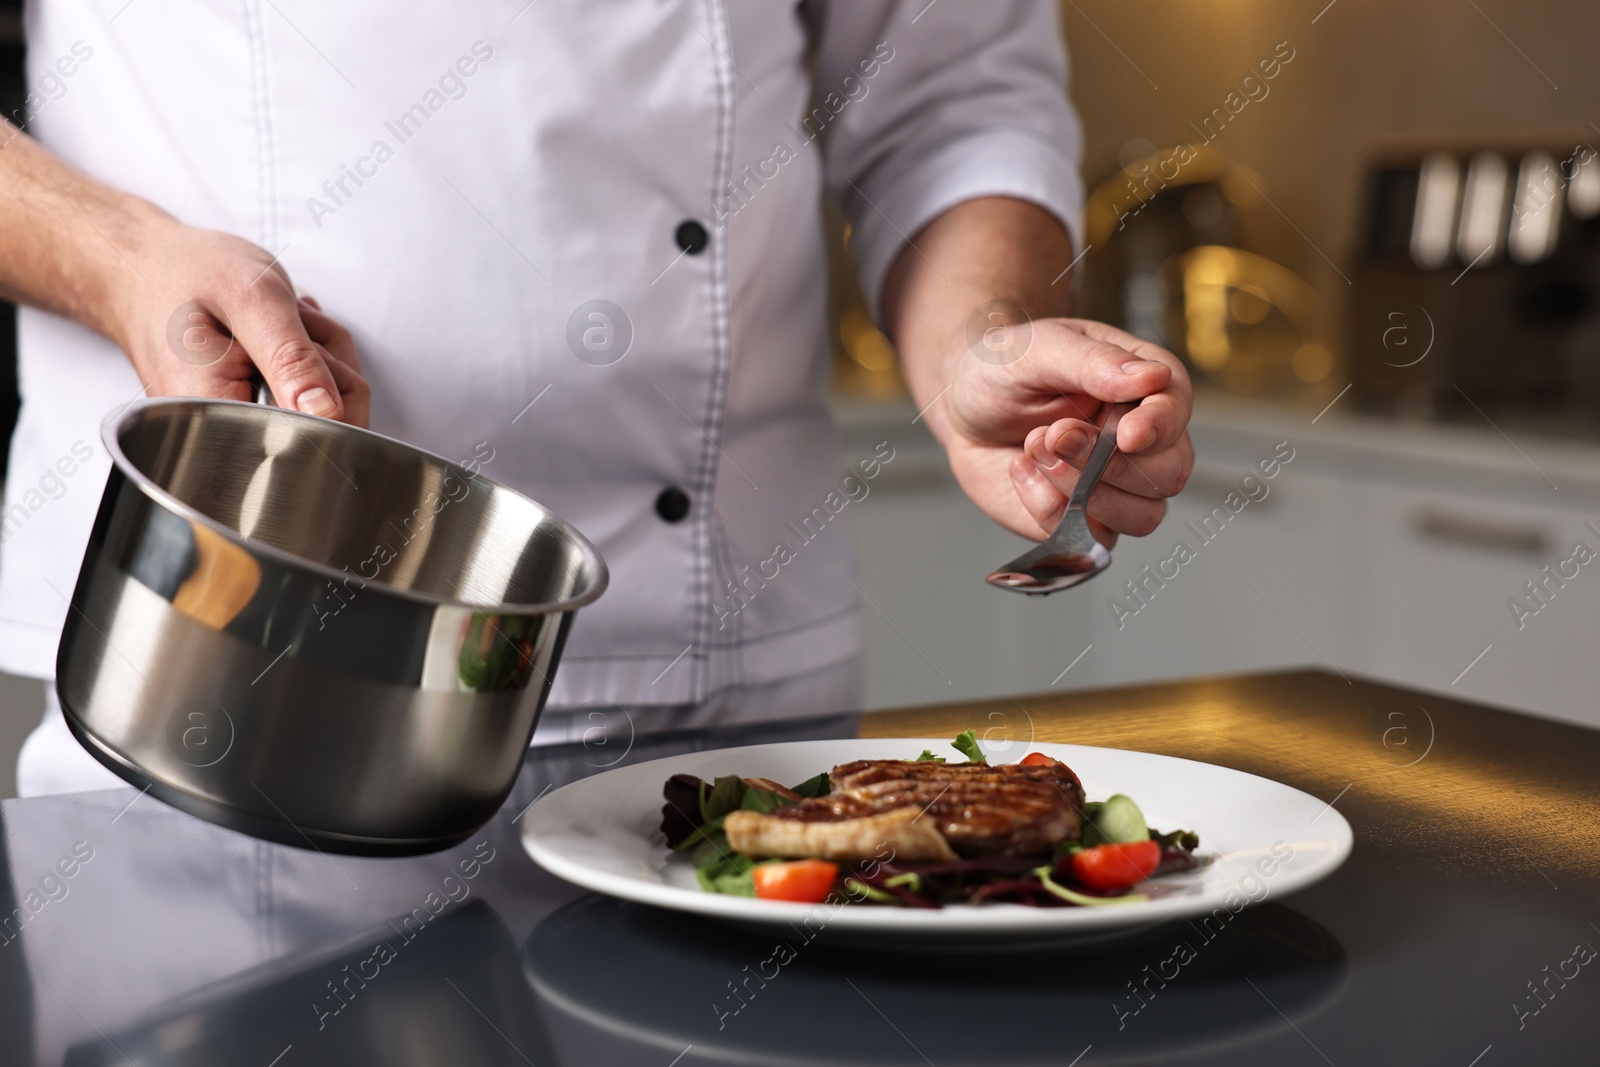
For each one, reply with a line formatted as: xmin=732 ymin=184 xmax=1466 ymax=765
xmin=112 ymin=223 xmax=370 ymax=425
xmin=883 ymin=197 xmax=1193 ymax=545
xmin=0 ymin=123 xmax=369 ymax=423
xmin=944 ymin=318 xmax=1193 ymax=543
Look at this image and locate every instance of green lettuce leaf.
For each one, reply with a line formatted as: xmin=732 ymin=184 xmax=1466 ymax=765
xmin=692 ymin=837 xmax=774 ymax=897
xmin=951 ymin=729 xmax=986 ymax=764
xmin=739 ymin=787 xmax=793 ymax=814
xmin=672 ymin=818 xmax=726 ymax=853
xmin=791 ymin=771 xmax=832 ymax=797
xmin=700 ymin=775 xmax=747 ymax=824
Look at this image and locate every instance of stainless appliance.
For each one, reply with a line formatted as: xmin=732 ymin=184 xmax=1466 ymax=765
xmin=1077 ymin=145 xmax=1334 ymax=400
xmin=57 ymin=398 xmax=607 ymax=855
xmin=1348 ymin=141 xmax=1600 ymax=422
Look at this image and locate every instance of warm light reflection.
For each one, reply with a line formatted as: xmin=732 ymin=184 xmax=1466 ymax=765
xmin=861 ymin=676 xmax=1600 ymax=879
xmin=1172 ymin=245 xmax=1326 ymax=391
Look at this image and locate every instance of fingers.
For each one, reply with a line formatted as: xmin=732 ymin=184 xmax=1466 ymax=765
xmin=297 ymin=297 xmax=359 ymax=369
xmin=968 ymin=316 xmax=1194 ymax=544
xmin=225 ymin=274 xmax=346 ymax=420
xmin=1116 ymin=390 xmax=1193 ymax=457
xmin=1009 ymin=447 xmax=1167 ymax=539
xmin=1006 ymin=454 xmax=1119 ymax=547
xmin=1030 ymin=420 xmax=1193 ymax=499
xmin=1010 ymin=453 xmax=1066 ymax=537
xmin=1087 ymin=516 xmax=1120 ymax=550
xmin=1008 ymin=320 xmax=1191 ymax=456
xmin=297 ymin=296 xmax=371 ymax=427
xmin=320 ymin=344 xmax=372 ymax=428
xmin=1065 ymin=320 xmax=1193 ymax=455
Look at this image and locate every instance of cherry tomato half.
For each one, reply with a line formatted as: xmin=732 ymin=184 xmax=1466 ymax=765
xmin=751 ymin=859 xmax=839 ymax=903
xmin=1071 ymin=840 xmax=1161 ymax=891
xmin=1019 ymin=752 xmax=1063 ymax=767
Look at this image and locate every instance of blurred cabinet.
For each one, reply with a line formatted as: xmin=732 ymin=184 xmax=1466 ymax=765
xmin=843 ymin=397 xmax=1600 ymax=731
xmin=1085 ymin=454 xmax=1351 ymax=691
xmin=1342 ymin=481 xmax=1600 ymax=728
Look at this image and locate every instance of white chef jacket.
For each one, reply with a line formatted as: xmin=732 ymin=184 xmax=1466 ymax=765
xmin=1 ymin=1 xmax=1083 ymax=711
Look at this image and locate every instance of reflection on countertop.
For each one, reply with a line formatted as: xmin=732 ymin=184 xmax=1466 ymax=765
xmin=522 ymin=894 xmax=1345 ymax=1067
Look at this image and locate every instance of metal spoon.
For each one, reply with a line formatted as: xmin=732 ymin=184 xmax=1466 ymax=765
xmin=986 ymin=402 xmax=1135 ymax=595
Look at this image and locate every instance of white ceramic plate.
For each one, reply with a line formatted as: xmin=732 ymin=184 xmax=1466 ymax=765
xmin=521 ymin=738 xmax=1353 ymax=950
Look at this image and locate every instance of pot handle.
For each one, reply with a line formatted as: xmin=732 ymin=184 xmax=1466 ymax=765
xmin=247 ymin=369 xmax=278 ymax=408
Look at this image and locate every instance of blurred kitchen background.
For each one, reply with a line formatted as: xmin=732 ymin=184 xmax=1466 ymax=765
xmin=832 ymin=2 xmax=1600 ymax=731
xmin=2 ymin=0 xmax=1597 ymax=795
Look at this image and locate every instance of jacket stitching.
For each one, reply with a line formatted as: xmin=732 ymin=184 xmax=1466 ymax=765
xmin=691 ymin=0 xmax=738 ymax=701
xmin=242 ymin=0 xmax=276 ymax=250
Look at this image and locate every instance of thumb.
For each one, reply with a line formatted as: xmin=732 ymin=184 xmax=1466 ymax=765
xmin=1024 ymin=321 xmax=1172 ymax=404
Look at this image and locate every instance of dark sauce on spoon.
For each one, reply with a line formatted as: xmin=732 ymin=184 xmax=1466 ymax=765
xmin=986 ymin=551 xmax=1102 ymax=590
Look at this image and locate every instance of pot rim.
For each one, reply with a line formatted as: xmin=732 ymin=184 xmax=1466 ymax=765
xmin=101 ymin=396 xmax=610 ymax=616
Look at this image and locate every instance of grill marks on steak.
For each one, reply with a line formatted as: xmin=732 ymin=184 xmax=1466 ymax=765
xmin=830 ymin=759 xmax=1083 ymax=793
xmin=762 ymin=758 xmax=1085 ymax=859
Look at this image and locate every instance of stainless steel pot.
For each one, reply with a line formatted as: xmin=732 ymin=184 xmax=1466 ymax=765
xmin=57 ymin=398 xmax=607 ymax=855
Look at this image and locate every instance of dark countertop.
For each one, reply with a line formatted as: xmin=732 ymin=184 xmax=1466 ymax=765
xmin=2 ymin=669 xmax=1597 ymax=1066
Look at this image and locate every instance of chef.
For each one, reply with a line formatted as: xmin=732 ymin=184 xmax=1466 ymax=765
xmin=0 ymin=1 xmax=1193 ymax=796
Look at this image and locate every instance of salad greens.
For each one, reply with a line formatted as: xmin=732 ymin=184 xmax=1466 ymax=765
xmin=700 ymin=775 xmax=746 ymax=823
xmin=950 ymin=729 xmax=986 ymax=764
xmin=918 ymin=730 xmax=985 ymax=764
xmin=694 ymin=843 xmax=762 ymax=895
xmin=1154 ymin=827 xmax=1201 ymax=852
xmin=659 ymin=733 xmax=1201 ymax=908
xmin=791 ymin=772 xmax=832 ymax=798
xmin=1033 ymin=865 xmax=1148 ymax=906
xmin=665 ymin=773 xmax=816 ymax=894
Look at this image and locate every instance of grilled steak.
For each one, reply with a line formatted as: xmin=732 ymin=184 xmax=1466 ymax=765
xmin=724 ymin=757 xmax=1084 ymax=861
